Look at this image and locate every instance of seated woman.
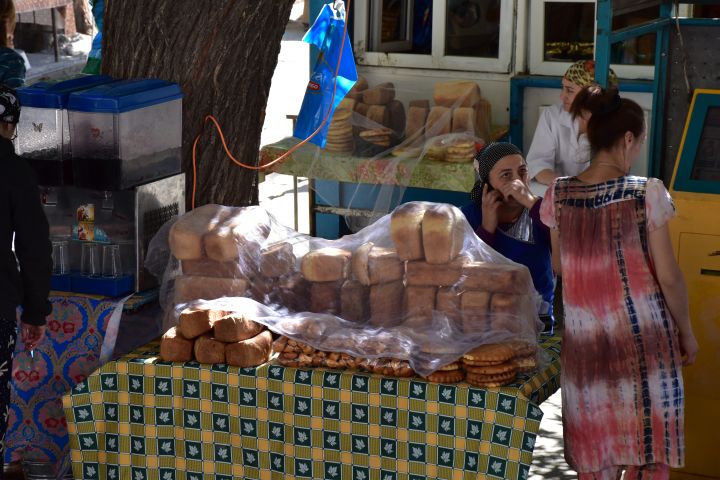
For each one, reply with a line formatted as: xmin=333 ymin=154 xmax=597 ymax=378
xmin=461 ymin=142 xmax=554 ymax=333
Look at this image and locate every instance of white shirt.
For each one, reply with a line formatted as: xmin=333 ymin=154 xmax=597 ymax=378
xmin=526 ymin=103 xmax=591 ymax=196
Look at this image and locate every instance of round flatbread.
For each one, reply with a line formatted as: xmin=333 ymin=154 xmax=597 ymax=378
xmin=463 ymin=361 xmax=516 ymax=375
xmin=424 ymin=369 xmax=465 ymax=384
xmin=463 ymin=343 xmax=514 ymax=364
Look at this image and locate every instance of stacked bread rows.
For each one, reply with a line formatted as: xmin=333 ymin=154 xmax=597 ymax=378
xmin=160 ymin=307 xmax=273 ymax=367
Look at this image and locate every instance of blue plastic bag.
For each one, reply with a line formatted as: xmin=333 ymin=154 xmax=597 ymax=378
xmin=293 ymin=2 xmax=357 ymax=148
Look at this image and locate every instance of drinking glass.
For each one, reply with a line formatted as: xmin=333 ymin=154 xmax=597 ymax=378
xmin=102 ymin=244 xmax=122 ymax=278
xmin=51 ymin=240 xmax=69 ymax=275
xmin=80 ymin=242 xmax=101 ymax=277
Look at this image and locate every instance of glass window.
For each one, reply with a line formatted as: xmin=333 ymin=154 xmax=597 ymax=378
xmin=445 ymin=0 xmax=502 ymax=58
xmin=693 ymin=5 xmax=720 ymax=18
xmin=691 ymin=107 xmax=720 ymax=182
xmin=368 ymin=0 xmax=432 ymax=54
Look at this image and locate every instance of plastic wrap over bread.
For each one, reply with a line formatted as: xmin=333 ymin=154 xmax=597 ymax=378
xmin=148 ymin=201 xmax=545 ymax=376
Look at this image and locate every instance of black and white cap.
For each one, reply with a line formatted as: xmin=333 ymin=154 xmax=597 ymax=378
xmin=0 ymin=85 xmax=21 ymax=124
xmin=470 ymin=142 xmax=523 ymax=204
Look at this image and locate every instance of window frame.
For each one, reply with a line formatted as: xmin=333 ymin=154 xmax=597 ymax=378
xmin=354 ymin=0 xmax=515 ymax=73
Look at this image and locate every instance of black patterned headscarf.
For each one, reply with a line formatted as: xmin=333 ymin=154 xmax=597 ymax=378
xmin=0 ymin=84 xmax=21 ymax=124
xmin=469 ymin=142 xmax=523 ymax=205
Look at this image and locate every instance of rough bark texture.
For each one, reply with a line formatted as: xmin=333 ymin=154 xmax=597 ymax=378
xmin=73 ymin=0 xmax=93 ymax=35
xmin=102 ymin=0 xmax=294 ymax=209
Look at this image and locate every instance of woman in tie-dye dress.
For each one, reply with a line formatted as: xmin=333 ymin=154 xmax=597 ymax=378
xmin=539 ymin=86 xmax=699 ymax=480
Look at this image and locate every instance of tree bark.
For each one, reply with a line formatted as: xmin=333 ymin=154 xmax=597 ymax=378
xmin=73 ymin=0 xmax=93 ymax=35
xmin=102 ymin=0 xmax=294 ymax=209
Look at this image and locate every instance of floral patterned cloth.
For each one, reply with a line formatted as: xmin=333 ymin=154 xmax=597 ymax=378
xmin=4 ymin=294 xmax=125 ymax=471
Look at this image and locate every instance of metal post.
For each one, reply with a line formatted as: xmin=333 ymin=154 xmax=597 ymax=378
xmin=649 ymin=1 xmax=673 ymax=180
xmin=595 ymin=0 xmax=613 ymax=88
xmin=51 ymin=7 xmax=59 ymax=62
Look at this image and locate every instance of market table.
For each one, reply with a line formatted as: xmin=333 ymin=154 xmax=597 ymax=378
xmin=4 ymin=290 xmax=157 ymax=474
xmin=64 ymin=335 xmax=561 ymax=480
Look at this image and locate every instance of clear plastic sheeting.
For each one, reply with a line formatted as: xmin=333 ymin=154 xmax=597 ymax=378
xmin=260 ymin=78 xmax=494 ymax=232
xmin=147 ymin=201 xmax=544 ymax=376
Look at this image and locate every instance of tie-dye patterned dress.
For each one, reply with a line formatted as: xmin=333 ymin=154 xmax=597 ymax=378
xmin=539 ymin=176 xmax=684 ymax=474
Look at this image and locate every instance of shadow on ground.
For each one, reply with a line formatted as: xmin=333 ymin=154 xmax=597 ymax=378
xmin=530 ymin=389 xmax=578 ymax=479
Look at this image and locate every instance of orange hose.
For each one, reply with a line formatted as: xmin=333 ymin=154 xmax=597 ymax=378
xmin=192 ymin=0 xmax=352 ymax=209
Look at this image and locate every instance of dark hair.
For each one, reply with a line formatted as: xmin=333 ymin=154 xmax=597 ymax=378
xmin=571 ymin=86 xmax=644 ymax=152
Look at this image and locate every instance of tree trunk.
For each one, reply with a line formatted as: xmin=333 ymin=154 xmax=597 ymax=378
xmin=102 ymin=0 xmax=294 ymax=209
xmin=73 ymin=0 xmax=93 ymax=35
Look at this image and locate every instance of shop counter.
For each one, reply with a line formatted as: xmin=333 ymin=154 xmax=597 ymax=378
xmin=64 ymin=336 xmax=561 ymax=480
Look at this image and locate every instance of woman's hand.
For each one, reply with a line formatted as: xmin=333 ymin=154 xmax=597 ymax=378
xmin=679 ymin=330 xmax=699 ymax=366
xmin=21 ymin=323 xmax=46 ymax=351
xmin=481 ymin=184 xmax=503 ymax=233
xmin=499 ymin=179 xmax=538 ymax=209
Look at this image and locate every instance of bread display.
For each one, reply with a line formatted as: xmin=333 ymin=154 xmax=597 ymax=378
xmin=204 ymin=207 xmax=269 ymax=263
xmin=366 ymin=105 xmax=389 ymax=128
xmin=352 ymin=242 xmax=404 ymax=286
xmin=421 ymin=204 xmax=465 ymax=264
xmin=169 ymin=204 xmax=228 ymax=260
xmin=425 ymin=106 xmax=452 ymax=138
xmin=181 ymin=259 xmax=245 ymax=279
xmin=340 ymin=279 xmax=370 ymax=322
xmin=369 ymin=280 xmax=405 ymax=326
xmin=405 ymin=285 xmax=437 ymax=323
xmin=362 ymin=82 xmax=395 ymax=105
xmin=310 ymin=280 xmax=342 ymax=314
xmin=461 ymin=290 xmax=491 ymax=334
xmin=260 ymin=242 xmax=295 ymax=278
xmin=390 ymin=202 xmax=427 ymax=261
xmin=160 ymin=327 xmax=193 ymax=362
xmin=213 ymin=313 xmax=265 ymax=343
xmin=387 ymin=99 xmax=406 ymax=135
xmin=433 ymin=81 xmax=481 ymax=108
xmin=194 ymin=334 xmax=226 ymax=364
xmin=325 ymin=106 xmax=354 ymax=154
xmin=406 ymin=255 xmax=467 ymax=286
xmin=225 ymin=330 xmax=273 ymax=367
xmin=436 ymin=286 xmax=462 ymax=324
xmin=405 ymin=105 xmax=428 ymax=142
xmin=300 ymin=247 xmax=351 ymax=282
xmin=177 ymin=307 xmax=232 ymax=339
xmin=174 ymin=276 xmax=248 ymax=304
xmin=460 ymin=262 xmax=526 ymax=293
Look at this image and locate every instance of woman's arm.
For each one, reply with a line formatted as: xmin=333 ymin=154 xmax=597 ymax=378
xmin=648 ymin=223 xmax=699 ymax=366
xmin=550 ymin=228 xmax=561 ymax=275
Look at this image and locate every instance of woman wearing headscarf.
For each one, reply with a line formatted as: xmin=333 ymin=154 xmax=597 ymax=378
xmin=526 ymin=60 xmax=618 ymax=194
xmin=0 ymin=85 xmax=52 ymax=471
xmin=461 ymin=142 xmax=554 ymax=333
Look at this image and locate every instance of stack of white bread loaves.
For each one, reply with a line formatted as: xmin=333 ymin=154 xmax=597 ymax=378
xmin=160 ymin=307 xmax=273 ymax=367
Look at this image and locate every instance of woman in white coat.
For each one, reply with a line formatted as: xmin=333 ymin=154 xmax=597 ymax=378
xmin=526 ymin=60 xmax=618 ymax=195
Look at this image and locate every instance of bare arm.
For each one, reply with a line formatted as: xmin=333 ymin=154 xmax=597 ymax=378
xmin=534 ymin=169 xmax=560 ymax=186
xmin=648 ymin=223 xmax=699 ymax=365
xmin=550 ymin=228 xmax=561 ymax=276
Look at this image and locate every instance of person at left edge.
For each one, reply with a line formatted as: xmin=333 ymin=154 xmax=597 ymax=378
xmin=0 ymin=84 xmax=52 ymax=471
xmin=461 ymin=142 xmax=554 ymax=334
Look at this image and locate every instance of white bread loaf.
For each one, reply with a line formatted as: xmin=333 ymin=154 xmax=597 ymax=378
xmin=405 ymin=106 xmax=428 ymax=142
xmin=425 ymin=106 xmax=452 ymax=138
xmin=433 ymin=81 xmax=481 ymax=108
xmin=451 ymin=107 xmax=476 ymax=134
xmin=460 ymin=262 xmax=527 ymax=293
xmin=174 ymin=276 xmax=248 ymax=304
xmin=340 ymin=280 xmax=370 ymax=322
xmin=213 ymin=313 xmax=265 ymax=343
xmin=460 ymin=290 xmax=490 ymax=334
xmin=194 ymin=334 xmax=225 ymax=364
xmin=225 ymin=330 xmax=273 ymax=368
xmin=354 ymin=102 xmax=370 ymax=117
xmin=406 ymin=255 xmax=468 ymax=286
xmin=169 ymin=204 xmax=229 ymax=260
xmin=160 ymin=327 xmax=194 ymax=362
xmin=436 ymin=286 xmax=462 ymax=324
xmin=366 ymin=105 xmax=389 ymax=127
xmin=309 ymin=280 xmax=342 ymax=314
xmin=421 ymin=204 xmax=465 ymax=264
xmin=362 ymin=82 xmax=395 ymax=105
xmin=387 ymin=100 xmax=406 ymax=135
xmin=301 ymin=248 xmax=352 ymax=282
xmin=352 ymin=242 xmax=404 ymax=286
xmin=181 ymin=259 xmax=245 ymax=278
xmin=260 ymin=242 xmax=295 ymax=278
xmin=405 ymin=285 xmax=437 ymax=321
xmin=369 ymin=280 xmax=405 ymax=327
xmin=204 ymin=206 xmax=270 ymax=262
xmin=178 ymin=307 xmax=232 ymax=339
xmin=390 ymin=202 xmax=427 ymax=261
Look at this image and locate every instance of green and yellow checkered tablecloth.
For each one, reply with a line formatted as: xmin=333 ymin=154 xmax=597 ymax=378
xmin=64 ymin=336 xmax=561 ymax=480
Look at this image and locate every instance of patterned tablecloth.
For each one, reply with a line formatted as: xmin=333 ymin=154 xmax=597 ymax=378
xmin=64 ymin=336 xmax=561 ymax=480
xmin=259 ymin=138 xmax=477 ymax=193
xmin=4 ymin=293 xmax=127 ymax=470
